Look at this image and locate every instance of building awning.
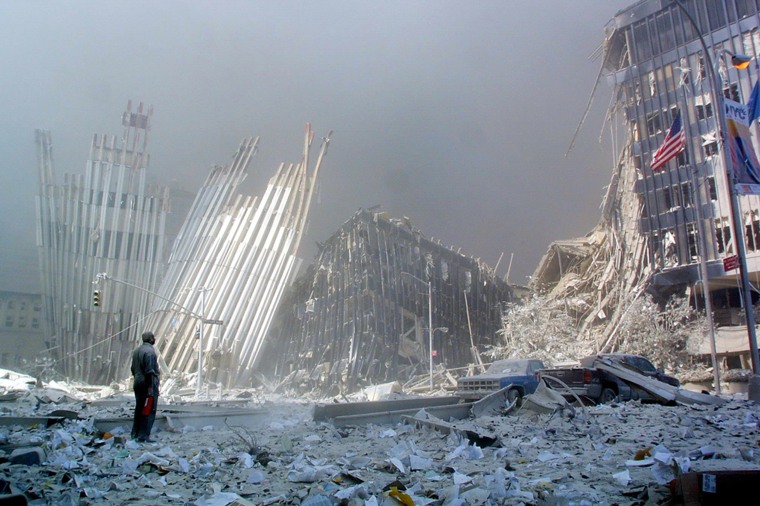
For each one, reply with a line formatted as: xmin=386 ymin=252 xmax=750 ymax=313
xmin=692 ymin=326 xmax=757 ymax=355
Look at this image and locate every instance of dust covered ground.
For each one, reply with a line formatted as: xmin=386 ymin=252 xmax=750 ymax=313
xmin=1 ymin=372 xmax=760 ymax=505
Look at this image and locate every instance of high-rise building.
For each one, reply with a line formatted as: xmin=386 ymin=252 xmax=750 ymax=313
xmin=605 ymin=0 xmax=760 ymax=338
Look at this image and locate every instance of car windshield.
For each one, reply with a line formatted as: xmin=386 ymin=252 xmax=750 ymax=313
xmin=622 ymin=356 xmax=656 ymax=373
xmin=486 ymin=360 xmax=527 ymax=374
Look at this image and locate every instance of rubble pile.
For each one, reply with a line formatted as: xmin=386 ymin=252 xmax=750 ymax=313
xmin=1 ymin=375 xmax=759 ymax=505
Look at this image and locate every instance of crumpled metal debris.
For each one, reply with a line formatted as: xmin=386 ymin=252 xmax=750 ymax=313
xmin=1 ymin=372 xmax=759 ymax=504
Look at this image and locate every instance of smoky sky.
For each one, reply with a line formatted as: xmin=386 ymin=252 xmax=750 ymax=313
xmin=0 ymin=0 xmax=632 ymax=293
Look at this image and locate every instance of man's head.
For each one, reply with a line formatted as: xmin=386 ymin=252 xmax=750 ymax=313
xmin=142 ymin=331 xmax=156 ymax=345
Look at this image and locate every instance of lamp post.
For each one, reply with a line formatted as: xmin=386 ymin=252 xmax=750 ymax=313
xmin=431 ymin=327 xmax=448 ymax=368
xmin=401 ymin=272 xmax=434 ymax=391
xmin=95 ymin=274 xmax=222 ymax=398
xmin=196 ymin=287 xmax=213 ymax=397
xmin=673 ymin=1 xmax=760 ymax=400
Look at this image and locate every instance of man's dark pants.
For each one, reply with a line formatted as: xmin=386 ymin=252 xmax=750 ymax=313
xmin=132 ymin=386 xmax=157 ymax=441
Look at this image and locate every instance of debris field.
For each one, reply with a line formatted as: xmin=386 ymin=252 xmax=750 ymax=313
xmin=1 ymin=374 xmax=760 ymax=505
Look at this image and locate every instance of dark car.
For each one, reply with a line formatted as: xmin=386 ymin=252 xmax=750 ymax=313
xmin=540 ymin=353 xmax=680 ymax=404
xmin=580 ymin=353 xmax=680 ymax=387
xmin=457 ymin=358 xmax=545 ymax=402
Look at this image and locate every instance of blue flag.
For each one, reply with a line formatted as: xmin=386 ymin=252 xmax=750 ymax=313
xmin=747 ymin=81 xmax=760 ymax=124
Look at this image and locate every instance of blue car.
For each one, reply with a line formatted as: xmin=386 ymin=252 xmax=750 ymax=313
xmin=457 ymin=358 xmax=545 ymax=402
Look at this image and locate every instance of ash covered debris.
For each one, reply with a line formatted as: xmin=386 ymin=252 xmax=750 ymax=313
xmin=1 ymin=368 xmax=760 ymax=505
xmin=260 ymin=209 xmax=517 ymax=396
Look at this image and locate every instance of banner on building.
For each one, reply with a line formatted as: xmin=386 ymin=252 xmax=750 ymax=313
xmin=724 ymin=99 xmax=760 ymax=195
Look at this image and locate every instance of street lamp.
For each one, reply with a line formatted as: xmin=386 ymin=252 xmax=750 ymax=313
xmin=401 ymin=271 xmax=434 ymax=391
xmin=431 ymin=327 xmax=448 ymax=367
xmin=673 ymin=1 xmax=760 ymax=400
xmin=95 ymin=274 xmax=222 ymax=398
xmin=196 ymin=287 xmax=213 ymax=397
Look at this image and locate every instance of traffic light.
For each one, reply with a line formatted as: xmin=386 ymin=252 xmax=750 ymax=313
xmin=93 ymin=290 xmax=101 ymax=307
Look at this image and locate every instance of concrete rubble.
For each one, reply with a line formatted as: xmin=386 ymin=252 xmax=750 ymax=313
xmin=0 ymin=370 xmax=759 ymax=505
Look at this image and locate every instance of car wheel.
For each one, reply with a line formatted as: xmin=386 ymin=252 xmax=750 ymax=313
xmin=507 ymin=388 xmax=521 ymax=404
xmin=600 ymin=387 xmax=617 ymax=404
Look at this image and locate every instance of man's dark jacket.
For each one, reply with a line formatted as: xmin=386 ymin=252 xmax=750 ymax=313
xmin=131 ymin=343 xmax=160 ymax=394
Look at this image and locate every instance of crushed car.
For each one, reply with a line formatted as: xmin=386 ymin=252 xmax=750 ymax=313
xmin=538 ymin=353 xmax=679 ymax=404
xmin=456 ymin=358 xmax=545 ymax=402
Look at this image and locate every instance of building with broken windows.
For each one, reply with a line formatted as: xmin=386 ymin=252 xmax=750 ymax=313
xmin=260 ymin=209 xmax=515 ymax=395
xmin=533 ymin=1 xmax=760 ymax=370
xmin=0 ymin=291 xmax=45 ymax=368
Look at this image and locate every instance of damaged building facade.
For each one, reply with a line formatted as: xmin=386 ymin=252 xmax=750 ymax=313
xmin=142 ymin=126 xmax=331 ymax=390
xmin=534 ymin=1 xmax=760 ymax=369
xmin=262 ymin=209 xmax=515 ymax=394
xmin=605 ymin=0 xmax=760 ymax=366
xmin=35 ymin=102 xmax=169 ymax=384
xmin=35 ymin=102 xmax=332 ymax=387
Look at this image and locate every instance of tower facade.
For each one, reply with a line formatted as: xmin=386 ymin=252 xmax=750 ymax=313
xmin=606 ymin=0 xmax=760 ymax=326
xmin=36 ymin=102 xmax=168 ymax=384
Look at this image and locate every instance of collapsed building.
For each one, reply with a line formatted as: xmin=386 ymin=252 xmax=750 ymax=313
xmin=35 ymin=102 xmax=169 ymax=385
xmin=35 ymin=102 xmax=332 ymax=387
xmin=143 ymin=126 xmax=331 ymax=389
xmin=32 ymin=101 xmax=510 ymax=394
xmin=261 ymin=209 xmax=516 ymax=394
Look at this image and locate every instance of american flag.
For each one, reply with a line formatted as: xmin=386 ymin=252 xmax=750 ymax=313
xmin=651 ymin=110 xmax=687 ymax=171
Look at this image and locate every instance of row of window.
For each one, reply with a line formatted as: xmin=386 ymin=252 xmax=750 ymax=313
xmin=628 ymin=61 xmax=742 ymax=135
xmin=4 ymin=316 xmax=40 ymax=329
xmin=0 ymin=300 xmax=42 ymax=312
xmin=82 ymin=189 xmax=165 ymax=212
xmin=649 ymin=215 xmax=760 ymax=269
xmin=41 ymin=223 xmax=162 ymax=260
xmin=642 ymin=175 xmax=718 ymax=214
xmin=629 ymin=0 xmax=758 ymax=64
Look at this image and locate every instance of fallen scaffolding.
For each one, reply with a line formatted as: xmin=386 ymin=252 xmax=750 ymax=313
xmin=35 ymin=102 xmax=168 ymax=384
xmin=144 ymin=125 xmax=331 ymax=390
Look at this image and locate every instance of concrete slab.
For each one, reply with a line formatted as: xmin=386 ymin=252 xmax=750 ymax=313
xmin=89 ymin=398 xmax=254 ymax=410
xmin=312 ymin=396 xmax=462 ymax=422
xmin=326 ymin=402 xmax=473 ymax=427
xmin=400 ymin=414 xmax=499 ymax=447
xmin=470 ymin=385 xmax=513 ymax=417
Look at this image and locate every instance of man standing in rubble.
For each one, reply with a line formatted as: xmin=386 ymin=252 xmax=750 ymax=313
xmin=131 ymin=331 xmax=160 ymax=442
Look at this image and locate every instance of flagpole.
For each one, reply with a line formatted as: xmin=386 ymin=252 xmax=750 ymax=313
xmin=673 ymin=0 xmax=760 ymax=401
xmin=690 ymin=167 xmax=721 ymax=394
xmin=675 ymin=81 xmax=722 ymax=394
